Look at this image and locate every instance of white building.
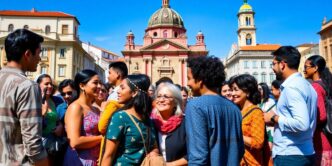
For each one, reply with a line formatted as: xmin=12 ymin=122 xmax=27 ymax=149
xmin=0 ymin=8 xmax=104 ymax=83
xmin=82 ymin=42 xmax=119 ymax=82
xmin=225 ymin=0 xmax=280 ymax=85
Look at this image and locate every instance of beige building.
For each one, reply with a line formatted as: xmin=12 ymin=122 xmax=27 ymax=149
xmin=296 ymin=43 xmax=319 ymax=75
xmin=0 ymin=9 xmax=102 ymax=83
xmin=225 ymin=0 xmax=280 ymax=86
xmin=318 ymin=17 xmax=332 ymax=71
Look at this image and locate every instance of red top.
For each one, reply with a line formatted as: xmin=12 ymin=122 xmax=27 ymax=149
xmin=312 ymin=82 xmax=332 ymax=153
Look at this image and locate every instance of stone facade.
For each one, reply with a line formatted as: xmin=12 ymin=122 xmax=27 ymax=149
xmin=121 ymin=0 xmax=208 ymax=86
xmin=318 ymin=17 xmax=332 ymax=71
xmin=0 ymin=9 xmax=103 ymax=84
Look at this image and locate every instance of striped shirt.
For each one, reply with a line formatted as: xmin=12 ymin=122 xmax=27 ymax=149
xmin=0 ymin=67 xmax=47 ymax=165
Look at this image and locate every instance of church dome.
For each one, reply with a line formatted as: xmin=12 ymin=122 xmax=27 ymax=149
xmin=239 ymin=0 xmax=253 ymax=13
xmin=147 ymin=6 xmax=184 ymax=29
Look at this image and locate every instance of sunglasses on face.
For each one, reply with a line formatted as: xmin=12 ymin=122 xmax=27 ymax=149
xmin=61 ymin=91 xmax=73 ymax=96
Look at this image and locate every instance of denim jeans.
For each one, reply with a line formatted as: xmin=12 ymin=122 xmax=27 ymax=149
xmin=274 ymin=154 xmax=315 ymax=166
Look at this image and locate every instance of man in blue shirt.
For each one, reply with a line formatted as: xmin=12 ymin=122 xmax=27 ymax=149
xmin=264 ymin=46 xmax=317 ymax=166
xmin=185 ymin=56 xmax=244 ymax=166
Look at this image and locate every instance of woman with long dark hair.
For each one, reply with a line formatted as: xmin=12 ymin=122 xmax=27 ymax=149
xmin=63 ymin=69 xmax=102 ymax=166
xmin=304 ymin=55 xmax=332 ymax=165
xmin=101 ymin=74 xmax=159 ymax=165
xmin=230 ymin=74 xmax=267 ymax=166
xmin=258 ymin=82 xmax=276 ymax=149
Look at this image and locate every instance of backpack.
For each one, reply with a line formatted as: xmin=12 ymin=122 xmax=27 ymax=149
xmin=316 ymin=81 xmax=332 ymax=140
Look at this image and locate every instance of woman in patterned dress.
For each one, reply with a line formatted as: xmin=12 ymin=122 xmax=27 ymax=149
xmin=230 ymin=74 xmax=266 ymax=166
xmin=101 ymin=74 xmax=159 ymax=166
xmin=63 ymin=69 xmax=103 ymax=166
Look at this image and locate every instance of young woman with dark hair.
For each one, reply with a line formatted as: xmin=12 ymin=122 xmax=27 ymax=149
xmin=304 ymin=55 xmax=332 ymax=165
xmin=258 ymin=82 xmax=276 ymax=149
xmin=221 ymin=81 xmax=233 ymax=101
xmin=230 ymin=74 xmax=267 ymax=166
xmin=271 ymin=80 xmax=281 ymax=101
xmin=36 ymin=74 xmax=66 ymax=165
xmin=101 ymin=74 xmax=159 ymax=165
xmin=63 ymin=69 xmax=102 ymax=166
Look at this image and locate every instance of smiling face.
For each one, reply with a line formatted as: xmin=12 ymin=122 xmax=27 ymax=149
xmin=61 ymin=85 xmax=75 ymax=104
xmin=39 ymin=76 xmax=53 ymax=97
xmin=117 ymin=79 xmax=135 ymax=104
xmin=231 ymin=83 xmax=248 ymax=107
xmin=81 ymin=75 xmax=101 ymax=98
xmin=96 ymin=83 xmax=108 ymax=102
xmin=221 ymin=84 xmax=233 ymax=100
xmin=155 ymin=87 xmax=176 ymax=116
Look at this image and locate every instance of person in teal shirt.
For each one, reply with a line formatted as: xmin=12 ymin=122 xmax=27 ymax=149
xmin=101 ymin=74 xmax=159 ymax=166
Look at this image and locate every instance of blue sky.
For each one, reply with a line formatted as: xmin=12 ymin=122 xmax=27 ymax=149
xmin=1 ymin=0 xmax=331 ymax=59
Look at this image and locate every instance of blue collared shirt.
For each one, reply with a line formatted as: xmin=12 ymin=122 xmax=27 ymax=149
xmin=272 ymin=73 xmax=317 ymax=157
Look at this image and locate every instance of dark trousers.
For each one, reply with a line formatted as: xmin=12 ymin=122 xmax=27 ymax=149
xmin=274 ymin=154 xmax=315 ymax=166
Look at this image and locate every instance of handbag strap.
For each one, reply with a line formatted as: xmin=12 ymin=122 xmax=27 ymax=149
xmin=265 ymin=103 xmax=276 ymax=113
xmin=242 ymin=107 xmax=258 ymax=120
xmin=125 ymin=112 xmax=149 ymax=156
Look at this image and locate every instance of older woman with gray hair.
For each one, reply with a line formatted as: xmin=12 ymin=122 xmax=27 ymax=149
xmin=150 ymin=83 xmax=187 ymax=165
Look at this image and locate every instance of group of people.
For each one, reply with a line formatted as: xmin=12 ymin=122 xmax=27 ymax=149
xmin=0 ymin=29 xmax=331 ymax=166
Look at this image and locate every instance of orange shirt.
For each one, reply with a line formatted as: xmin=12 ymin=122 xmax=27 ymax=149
xmin=240 ymin=105 xmax=265 ymax=166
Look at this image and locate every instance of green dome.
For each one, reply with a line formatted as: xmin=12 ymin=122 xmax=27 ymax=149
xmin=148 ymin=7 xmax=184 ymax=28
xmin=239 ymin=3 xmax=253 ymax=13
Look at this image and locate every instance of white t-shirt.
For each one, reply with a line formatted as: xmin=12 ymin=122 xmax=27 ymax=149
xmin=107 ymin=85 xmax=120 ymax=101
xmin=158 ymin=132 xmax=167 ymax=161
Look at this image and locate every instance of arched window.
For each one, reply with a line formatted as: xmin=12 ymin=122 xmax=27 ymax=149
xmin=174 ymin=32 xmax=178 ymax=38
xmin=8 ymin=24 xmax=14 ymax=32
xmin=246 ymin=17 xmax=251 ymax=26
xmin=23 ymin=25 xmax=29 ymax=29
xmin=45 ymin=25 xmax=51 ymax=34
xmin=153 ymin=32 xmax=158 ymax=37
xmin=163 ymin=30 xmax=168 ymax=38
xmin=246 ymin=34 xmax=252 ymax=45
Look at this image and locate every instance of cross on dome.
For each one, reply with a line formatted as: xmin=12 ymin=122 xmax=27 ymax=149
xmin=162 ymin=0 xmax=170 ymax=8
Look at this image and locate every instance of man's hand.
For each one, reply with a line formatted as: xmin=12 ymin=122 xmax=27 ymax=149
xmin=264 ymin=111 xmax=276 ymax=124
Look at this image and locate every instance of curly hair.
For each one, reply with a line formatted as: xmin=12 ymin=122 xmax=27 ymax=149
xmin=187 ymin=56 xmax=226 ymax=90
xmin=229 ymin=74 xmax=261 ymax=105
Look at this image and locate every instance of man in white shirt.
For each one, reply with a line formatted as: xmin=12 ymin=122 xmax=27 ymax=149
xmin=107 ymin=61 xmax=128 ymax=101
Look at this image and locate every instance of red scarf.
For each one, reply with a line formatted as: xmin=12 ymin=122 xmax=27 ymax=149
xmin=150 ymin=109 xmax=183 ymax=134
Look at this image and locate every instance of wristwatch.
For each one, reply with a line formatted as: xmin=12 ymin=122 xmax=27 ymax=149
xmin=271 ymin=115 xmax=277 ymax=123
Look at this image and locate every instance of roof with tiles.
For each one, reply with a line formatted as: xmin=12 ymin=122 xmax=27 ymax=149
xmin=240 ymin=44 xmax=281 ymax=51
xmin=0 ymin=8 xmax=80 ymax=24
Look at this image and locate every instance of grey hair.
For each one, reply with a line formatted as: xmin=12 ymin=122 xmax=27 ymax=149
xmin=155 ymin=82 xmax=183 ymax=116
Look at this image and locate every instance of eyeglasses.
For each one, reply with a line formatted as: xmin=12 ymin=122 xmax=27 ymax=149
xmin=271 ymin=61 xmax=280 ymax=66
xmin=304 ymin=65 xmax=314 ymax=70
xmin=61 ymin=91 xmax=73 ymax=96
xmin=156 ymin=95 xmax=173 ymax=101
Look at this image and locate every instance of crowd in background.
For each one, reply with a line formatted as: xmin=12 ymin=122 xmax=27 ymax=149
xmin=0 ymin=29 xmax=332 ymax=166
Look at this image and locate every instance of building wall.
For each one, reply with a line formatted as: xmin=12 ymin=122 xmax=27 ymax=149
xmin=0 ymin=14 xmax=100 ymax=84
xmin=226 ymin=50 xmax=275 ymax=85
xmin=319 ymin=21 xmax=332 ymax=71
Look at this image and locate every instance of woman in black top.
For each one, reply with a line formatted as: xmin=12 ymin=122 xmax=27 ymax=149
xmin=151 ymin=83 xmax=187 ymax=165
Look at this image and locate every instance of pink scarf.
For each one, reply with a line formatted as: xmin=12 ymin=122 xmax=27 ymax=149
xmin=150 ymin=109 xmax=183 ymax=134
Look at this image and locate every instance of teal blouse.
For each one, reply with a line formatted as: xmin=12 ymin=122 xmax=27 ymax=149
xmin=106 ymin=111 xmax=157 ymax=166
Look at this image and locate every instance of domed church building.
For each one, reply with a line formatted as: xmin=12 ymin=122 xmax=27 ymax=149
xmin=122 ymin=0 xmax=208 ymax=86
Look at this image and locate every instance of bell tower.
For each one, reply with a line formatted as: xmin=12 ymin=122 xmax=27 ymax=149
xmin=237 ymin=0 xmax=256 ymax=46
